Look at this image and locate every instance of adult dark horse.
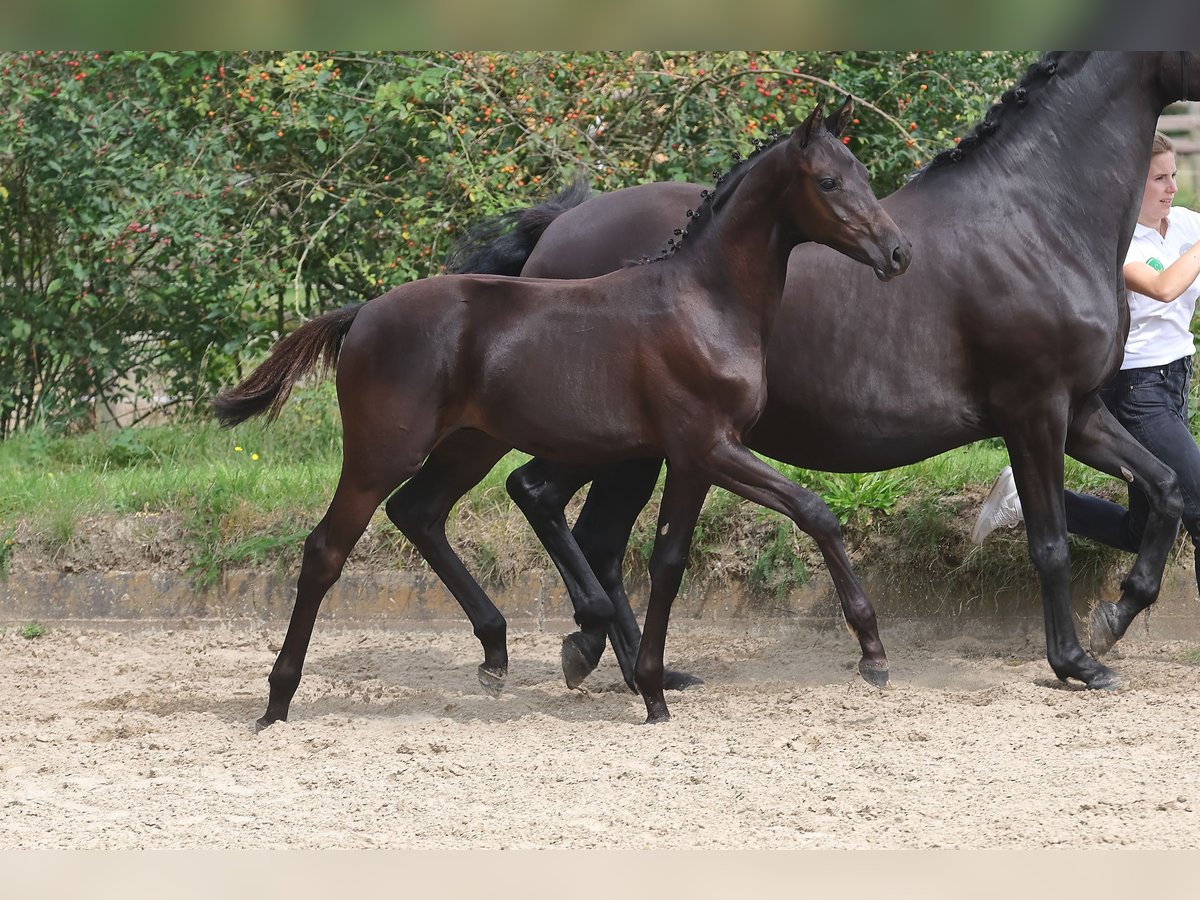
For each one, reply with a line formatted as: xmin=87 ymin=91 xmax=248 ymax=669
xmin=214 ymin=101 xmax=912 ymax=728
xmin=446 ymin=51 xmax=1200 ymax=693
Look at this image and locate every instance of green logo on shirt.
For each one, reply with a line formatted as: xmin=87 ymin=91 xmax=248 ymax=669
xmin=1147 ymin=257 xmax=1165 ymax=272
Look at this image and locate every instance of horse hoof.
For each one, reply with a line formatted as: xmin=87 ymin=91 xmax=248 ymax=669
xmin=858 ymin=658 xmax=890 ymax=689
xmin=1086 ymin=669 xmax=1124 ymax=691
xmin=1089 ymin=601 xmax=1121 ymax=658
xmin=663 ymin=668 xmax=704 ymax=691
xmin=643 ymin=708 xmax=671 ymax=725
xmin=561 ymin=633 xmax=604 ymax=689
xmin=251 ymin=716 xmax=274 ymax=734
xmin=477 ymin=665 xmax=506 ymax=698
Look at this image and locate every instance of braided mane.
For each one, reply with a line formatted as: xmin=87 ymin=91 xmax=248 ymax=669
xmin=639 ymin=127 xmax=790 ymax=264
xmin=914 ymin=51 xmax=1065 ymax=178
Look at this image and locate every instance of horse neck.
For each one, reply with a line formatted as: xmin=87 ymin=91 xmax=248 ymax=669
xmin=671 ymin=148 xmax=796 ymax=338
xmin=918 ymin=52 xmax=1166 ymax=249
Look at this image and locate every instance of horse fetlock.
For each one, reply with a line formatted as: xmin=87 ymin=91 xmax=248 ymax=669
xmin=472 ymin=619 xmax=507 ymax=654
xmin=267 ymin=664 xmax=302 ymax=701
xmin=643 ymin=697 xmax=672 ymax=724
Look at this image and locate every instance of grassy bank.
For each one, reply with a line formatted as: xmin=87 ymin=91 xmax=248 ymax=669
xmin=0 ymin=380 xmax=1135 ymax=606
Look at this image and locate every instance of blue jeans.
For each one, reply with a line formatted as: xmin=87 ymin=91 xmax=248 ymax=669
xmin=1065 ymin=356 xmax=1200 ymax=586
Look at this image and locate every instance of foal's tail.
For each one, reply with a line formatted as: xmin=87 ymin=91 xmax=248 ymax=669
xmin=213 ymin=303 xmax=363 ymax=427
xmin=445 ymin=175 xmax=592 ymax=275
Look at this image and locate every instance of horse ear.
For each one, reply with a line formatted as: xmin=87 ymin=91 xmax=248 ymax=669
xmin=797 ymin=99 xmax=827 ymax=149
xmin=824 ymin=95 xmax=854 ymax=137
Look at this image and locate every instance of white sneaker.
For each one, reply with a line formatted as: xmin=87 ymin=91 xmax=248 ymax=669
xmin=971 ymin=465 xmax=1024 ymax=544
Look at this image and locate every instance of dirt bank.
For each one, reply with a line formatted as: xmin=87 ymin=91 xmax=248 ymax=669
xmin=4 ymin=619 xmax=1200 ymax=849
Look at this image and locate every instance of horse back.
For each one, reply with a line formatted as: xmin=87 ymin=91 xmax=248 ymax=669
xmin=523 ymin=182 xmax=706 ymax=278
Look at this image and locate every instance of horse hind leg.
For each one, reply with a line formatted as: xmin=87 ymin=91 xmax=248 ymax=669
xmin=259 ymin=463 xmax=414 ymax=731
xmin=1065 ymin=394 xmax=1183 ymax=658
xmin=384 ymin=430 xmax=513 ymax=696
xmin=506 ymin=457 xmax=614 ymax=689
xmin=259 ymin=377 xmax=446 ymax=731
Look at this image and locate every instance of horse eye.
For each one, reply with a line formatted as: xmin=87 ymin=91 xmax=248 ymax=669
xmin=819 ymin=178 xmax=839 ymax=191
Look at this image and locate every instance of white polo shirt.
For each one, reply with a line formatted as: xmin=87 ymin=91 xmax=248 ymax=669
xmin=1122 ymin=205 xmax=1200 ymax=369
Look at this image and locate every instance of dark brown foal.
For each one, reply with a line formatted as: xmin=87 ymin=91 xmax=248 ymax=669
xmin=215 ymin=99 xmax=911 ymax=727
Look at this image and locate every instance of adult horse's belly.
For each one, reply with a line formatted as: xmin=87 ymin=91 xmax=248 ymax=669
xmin=745 ymin=243 xmax=992 ymax=473
xmin=745 ymin=395 xmax=984 ymax=473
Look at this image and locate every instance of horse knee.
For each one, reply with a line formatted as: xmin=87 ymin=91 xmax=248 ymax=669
xmin=648 ymin=540 xmax=689 ymax=591
xmin=1026 ymin=537 xmax=1070 ymax=576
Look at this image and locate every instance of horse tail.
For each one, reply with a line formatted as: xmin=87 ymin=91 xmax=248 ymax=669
xmin=445 ymin=174 xmax=592 ymax=275
xmin=213 ymin=303 xmax=363 ymax=427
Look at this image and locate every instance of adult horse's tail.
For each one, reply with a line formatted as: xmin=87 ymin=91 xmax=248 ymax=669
xmin=213 ymin=304 xmax=362 ymax=427
xmin=445 ymin=175 xmax=591 ymax=275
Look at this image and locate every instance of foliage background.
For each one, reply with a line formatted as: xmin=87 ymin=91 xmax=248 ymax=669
xmin=1 ymin=50 xmax=1034 ymax=436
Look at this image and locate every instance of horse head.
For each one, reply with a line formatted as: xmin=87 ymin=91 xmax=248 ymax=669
xmin=784 ymin=98 xmax=912 ymax=281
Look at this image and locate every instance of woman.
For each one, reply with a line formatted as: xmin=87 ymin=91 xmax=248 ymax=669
xmin=974 ymin=133 xmax=1200 ymax=594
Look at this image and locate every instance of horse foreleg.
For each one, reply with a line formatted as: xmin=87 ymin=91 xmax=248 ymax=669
xmin=1003 ymin=406 xmax=1121 ymax=689
xmin=385 ymin=430 xmax=513 ymax=696
xmin=1065 ymin=394 xmax=1183 ymax=656
xmin=634 ymin=467 xmax=710 ymax=723
xmin=571 ymin=459 xmax=706 ymax=691
xmin=698 ymin=437 xmax=888 ymax=687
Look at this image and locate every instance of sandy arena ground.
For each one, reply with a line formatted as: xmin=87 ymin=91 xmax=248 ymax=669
xmin=3 ymin=617 xmax=1200 ymax=850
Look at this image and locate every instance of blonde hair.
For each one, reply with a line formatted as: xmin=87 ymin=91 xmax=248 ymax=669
xmin=1152 ymin=132 xmax=1175 ymax=155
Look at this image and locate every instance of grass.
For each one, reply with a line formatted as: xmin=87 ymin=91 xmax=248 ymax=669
xmin=0 ymin=379 xmax=1154 ymax=603
xmin=0 ymin=526 xmax=13 ymax=579
xmin=18 ymin=621 xmax=46 ymax=639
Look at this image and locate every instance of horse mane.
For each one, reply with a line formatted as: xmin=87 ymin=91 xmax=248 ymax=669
xmin=912 ymin=51 xmax=1065 ymax=179
xmin=640 ymin=128 xmax=790 ymax=264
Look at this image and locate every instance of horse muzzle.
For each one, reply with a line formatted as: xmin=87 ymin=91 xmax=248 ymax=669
xmin=873 ymin=237 xmax=913 ymax=281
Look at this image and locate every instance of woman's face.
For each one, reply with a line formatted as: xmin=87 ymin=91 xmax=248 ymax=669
xmin=1139 ymin=151 xmax=1178 ymax=225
